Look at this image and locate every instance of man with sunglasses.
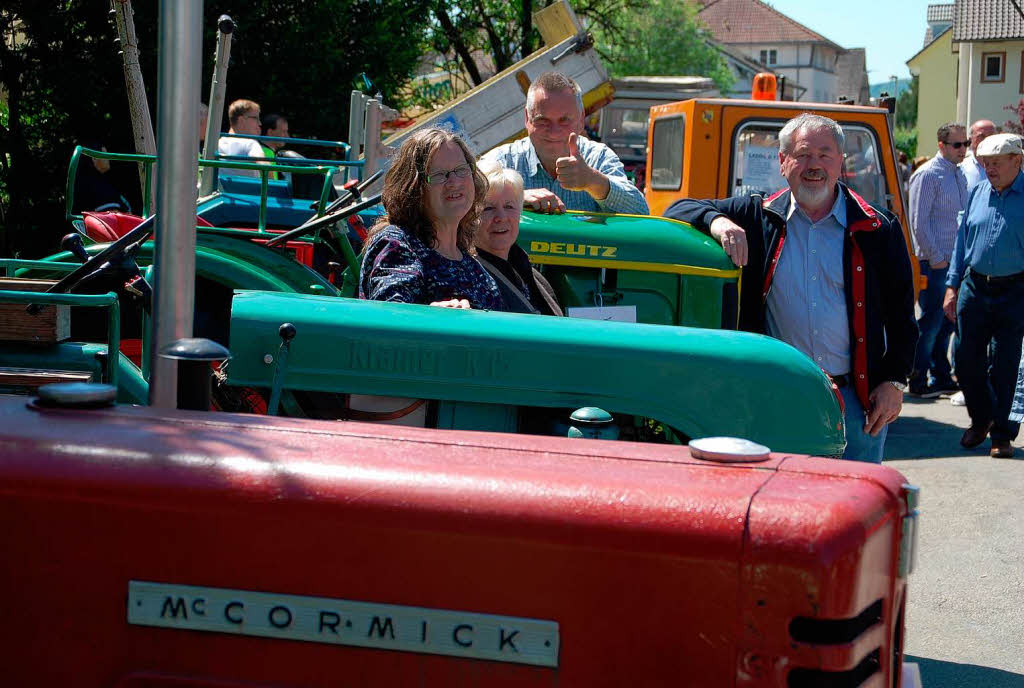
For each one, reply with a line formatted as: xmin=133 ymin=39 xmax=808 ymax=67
xmin=906 ymin=122 xmax=968 ymax=398
xmin=482 ymin=71 xmax=648 ymax=215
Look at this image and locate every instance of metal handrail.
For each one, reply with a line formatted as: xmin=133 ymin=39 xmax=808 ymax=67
xmin=218 ymin=132 xmax=350 ymax=152
xmin=67 ymin=145 xmax=346 ymax=229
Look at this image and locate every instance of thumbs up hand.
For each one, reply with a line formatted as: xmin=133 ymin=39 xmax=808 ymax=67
xmin=555 ymin=132 xmax=596 ymax=192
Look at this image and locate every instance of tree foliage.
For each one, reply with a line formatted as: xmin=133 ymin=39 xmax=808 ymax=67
xmin=428 ymin=0 xmax=654 ymax=89
xmin=893 ymin=127 xmax=917 ymax=159
xmin=895 ymin=75 xmax=918 ymax=130
xmin=0 ymin=1 xmax=432 ymax=257
xmin=591 ymin=0 xmax=733 ymax=91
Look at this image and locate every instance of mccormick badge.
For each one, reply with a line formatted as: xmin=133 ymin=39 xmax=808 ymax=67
xmin=128 ymin=581 xmax=560 ymax=667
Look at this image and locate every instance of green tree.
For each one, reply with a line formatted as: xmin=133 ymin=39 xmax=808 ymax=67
xmin=895 ymin=74 xmax=918 ymax=129
xmin=0 ymin=1 xmax=432 ymax=257
xmin=429 ymin=0 xmax=649 ymax=89
xmin=592 ymin=0 xmax=733 ymax=91
xmin=893 ymin=127 xmax=917 ymax=158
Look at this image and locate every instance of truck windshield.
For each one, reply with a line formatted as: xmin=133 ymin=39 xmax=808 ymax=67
xmin=732 ymin=122 xmax=888 ymax=208
xmin=601 ymin=106 xmax=652 ymax=163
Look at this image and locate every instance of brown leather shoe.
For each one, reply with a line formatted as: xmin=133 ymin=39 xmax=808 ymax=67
xmin=991 ymin=439 xmax=1015 ymax=458
xmin=961 ymin=421 xmax=994 ymax=449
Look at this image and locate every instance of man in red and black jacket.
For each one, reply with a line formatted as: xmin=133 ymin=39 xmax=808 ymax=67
xmin=665 ymin=113 xmax=918 ymax=462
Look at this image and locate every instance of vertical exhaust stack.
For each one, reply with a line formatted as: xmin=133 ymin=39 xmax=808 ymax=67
xmin=148 ymin=0 xmax=204 ymax=408
xmin=199 ymin=15 xmax=234 ymax=197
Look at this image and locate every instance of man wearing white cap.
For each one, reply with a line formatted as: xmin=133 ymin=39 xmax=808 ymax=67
xmin=944 ymin=132 xmax=1024 ymax=457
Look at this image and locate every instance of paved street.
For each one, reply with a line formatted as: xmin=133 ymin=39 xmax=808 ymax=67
xmin=885 ymin=396 xmax=1024 ymax=687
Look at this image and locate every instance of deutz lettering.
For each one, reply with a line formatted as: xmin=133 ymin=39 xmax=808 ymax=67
xmin=530 ymin=241 xmax=617 ymax=258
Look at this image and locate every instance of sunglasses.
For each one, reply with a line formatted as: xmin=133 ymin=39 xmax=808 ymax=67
xmin=944 ymin=140 xmax=969 ymax=149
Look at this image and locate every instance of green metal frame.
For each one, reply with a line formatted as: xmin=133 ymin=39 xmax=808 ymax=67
xmin=0 ymin=259 xmax=120 ymax=388
xmin=66 ymin=146 xmax=345 ymax=230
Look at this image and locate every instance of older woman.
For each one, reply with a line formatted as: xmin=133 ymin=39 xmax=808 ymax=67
xmin=359 ymin=128 xmax=502 ymax=310
xmin=474 ymin=161 xmax=562 ymax=316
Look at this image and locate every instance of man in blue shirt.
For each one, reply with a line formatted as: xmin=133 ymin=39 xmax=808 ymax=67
xmin=665 ymin=114 xmax=917 ymax=463
xmin=960 ymin=119 xmax=997 ymax=191
xmin=906 ymin=123 xmax=968 ymax=397
xmin=944 ymin=133 xmax=1024 ymax=458
xmin=482 ymin=72 xmax=648 ymax=215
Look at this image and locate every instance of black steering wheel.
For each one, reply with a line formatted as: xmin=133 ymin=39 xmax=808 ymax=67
xmin=28 ymin=215 xmax=156 ymax=314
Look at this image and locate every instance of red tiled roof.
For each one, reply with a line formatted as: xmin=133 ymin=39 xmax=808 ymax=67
xmin=952 ymin=0 xmax=1024 ymax=41
xmin=698 ymin=0 xmax=844 ymax=49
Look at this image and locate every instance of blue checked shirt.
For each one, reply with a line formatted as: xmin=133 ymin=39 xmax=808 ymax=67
xmin=482 ymin=136 xmax=649 ymax=215
xmin=948 ymin=170 xmax=1024 ymax=288
xmin=907 ymin=154 xmax=967 ymax=264
xmin=765 ymin=192 xmax=850 ymax=376
xmin=960 ymin=153 xmax=987 ymax=192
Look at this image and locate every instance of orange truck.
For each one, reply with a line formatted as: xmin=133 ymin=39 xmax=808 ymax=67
xmin=643 ymin=84 xmax=922 ymax=290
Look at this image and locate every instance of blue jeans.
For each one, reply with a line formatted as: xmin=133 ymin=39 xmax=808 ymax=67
xmin=839 ymin=384 xmax=887 ymax=463
xmin=911 ymin=260 xmax=955 ymax=387
xmin=955 ymin=272 xmax=1024 ymax=441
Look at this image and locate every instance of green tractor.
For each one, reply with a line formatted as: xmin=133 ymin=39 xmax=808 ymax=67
xmin=1 ymin=150 xmax=844 ymax=457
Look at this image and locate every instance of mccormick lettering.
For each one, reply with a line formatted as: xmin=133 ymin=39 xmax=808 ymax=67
xmin=530 ymin=241 xmax=617 ymax=258
xmin=129 ymin=581 xmax=560 ymax=668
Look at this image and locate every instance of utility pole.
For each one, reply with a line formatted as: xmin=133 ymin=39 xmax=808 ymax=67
xmin=890 ymin=75 xmax=899 ymax=123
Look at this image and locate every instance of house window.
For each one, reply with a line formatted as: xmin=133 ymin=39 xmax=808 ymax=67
xmin=981 ymin=51 xmax=1005 ymax=83
xmin=1020 ymin=51 xmax=1024 ymax=93
xmin=759 ymin=49 xmax=777 ymax=66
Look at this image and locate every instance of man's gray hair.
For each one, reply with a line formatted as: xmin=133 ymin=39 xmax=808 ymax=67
xmin=779 ymin=113 xmax=846 ymax=155
xmin=525 ymin=71 xmax=584 ymax=118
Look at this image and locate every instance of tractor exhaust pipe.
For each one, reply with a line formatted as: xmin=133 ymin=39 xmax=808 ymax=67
xmin=148 ymin=0 xmax=204 ymax=409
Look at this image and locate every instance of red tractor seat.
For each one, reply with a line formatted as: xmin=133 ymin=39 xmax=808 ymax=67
xmin=82 ymin=212 xmax=213 ymax=243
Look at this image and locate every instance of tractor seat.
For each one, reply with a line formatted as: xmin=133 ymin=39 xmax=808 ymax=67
xmin=81 ymin=211 xmax=214 ymax=243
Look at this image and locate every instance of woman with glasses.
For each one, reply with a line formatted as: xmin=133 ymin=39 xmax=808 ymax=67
xmin=359 ymin=128 xmax=502 ymax=309
xmin=474 ymin=160 xmax=562 ymax=316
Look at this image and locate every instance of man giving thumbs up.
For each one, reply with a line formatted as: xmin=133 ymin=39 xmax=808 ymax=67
xmin=481 ymin=72 xmax=648 ymax=215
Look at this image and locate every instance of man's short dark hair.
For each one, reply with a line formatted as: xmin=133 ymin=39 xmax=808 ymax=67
xmin=526 ymin=72 xmax=584 ymax=118
xmin=937 ymin=122 xmax=965 ymax=143
xmin=262 ymin=113 xmax=287 ymax=135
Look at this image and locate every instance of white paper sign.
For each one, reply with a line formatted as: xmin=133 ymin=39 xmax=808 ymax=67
xmin=566 ymin=305 xmax=637 ymax=322
xmin=743 ymin=145 xmax=785 ymax=194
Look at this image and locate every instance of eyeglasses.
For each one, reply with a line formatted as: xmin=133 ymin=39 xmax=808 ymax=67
xmin=944 ymin=140 xmax=969 ymax=149
xmin=425 ymin=163 xmax=473 ymax=185
xmin=244 ymin=114 xmax=262 ymax=124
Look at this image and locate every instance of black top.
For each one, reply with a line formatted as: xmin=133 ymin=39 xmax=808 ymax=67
xmin=476 ymin=246 xmax=558 ymax=316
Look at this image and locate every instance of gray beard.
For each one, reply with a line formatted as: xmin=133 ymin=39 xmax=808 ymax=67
xmin=793 ymin=180 xmax=833 ymax=208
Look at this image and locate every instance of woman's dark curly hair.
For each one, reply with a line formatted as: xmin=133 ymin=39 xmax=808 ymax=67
xmin=368 ymin=127 xmax=488 ymax=252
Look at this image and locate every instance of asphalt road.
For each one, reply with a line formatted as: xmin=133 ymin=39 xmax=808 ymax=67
xmin=884 ymin=395 xmax=1024 ymax=687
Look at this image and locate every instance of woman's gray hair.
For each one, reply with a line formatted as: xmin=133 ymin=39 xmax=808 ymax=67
xmin=779 ymin=113 xmax=845 ymax=155
xmin=477 ymin=159 xmax=524 ymax=202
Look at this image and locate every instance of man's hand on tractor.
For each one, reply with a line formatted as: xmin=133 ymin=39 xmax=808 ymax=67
xmin=709 ymin=215 xmax=749 ymax=267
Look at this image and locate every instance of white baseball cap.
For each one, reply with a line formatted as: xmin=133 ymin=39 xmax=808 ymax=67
xmin=976 ymin=133 xmax=1023 ymax=157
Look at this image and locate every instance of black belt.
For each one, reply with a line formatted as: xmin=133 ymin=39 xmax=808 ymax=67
xmin=830 ymin=374 xmax=850 ymax=388
xmin=970 ymin=269 xmax=1024 ymax=285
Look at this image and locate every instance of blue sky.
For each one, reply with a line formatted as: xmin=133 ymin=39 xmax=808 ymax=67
xmin=763 ymin=0 xmax=936 ymax=84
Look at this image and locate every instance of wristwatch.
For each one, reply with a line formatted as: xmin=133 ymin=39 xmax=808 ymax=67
xmin=888 ymin=380 xmax=909 ymax=393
